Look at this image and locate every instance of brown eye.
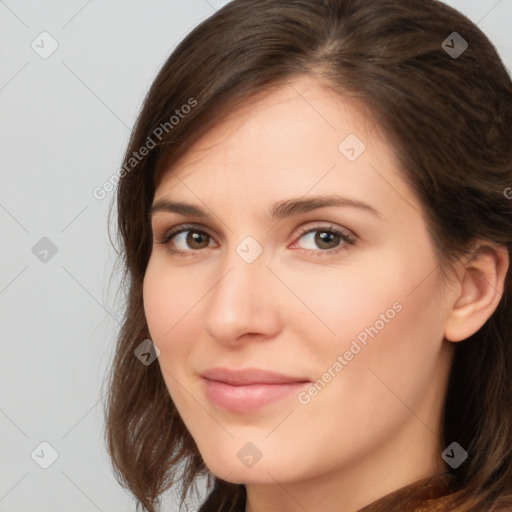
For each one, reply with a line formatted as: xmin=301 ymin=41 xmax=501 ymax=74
xmin=185 ymin=230 xmax=210 ymax=249
xmin=159 ymin=226 xmax=215 ymax=253
xmin=315 ymin=230 xmax=341 ymax=249
xmin=295 ymin=226 xmax=354 ymax=253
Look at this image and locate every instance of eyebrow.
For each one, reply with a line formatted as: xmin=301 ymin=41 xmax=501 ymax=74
xmin=149 ymin=194 xmax=382 ymax=221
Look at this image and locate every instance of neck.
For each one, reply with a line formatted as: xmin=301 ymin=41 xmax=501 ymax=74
xmin=244 ymin=417 xmax=447 ymax=512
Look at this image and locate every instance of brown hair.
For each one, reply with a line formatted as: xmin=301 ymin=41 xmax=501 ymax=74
xmin=103 ymin=0 xmax=512 ymax=510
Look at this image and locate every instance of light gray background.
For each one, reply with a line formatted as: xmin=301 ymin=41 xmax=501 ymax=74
xmin=1 ymin=1 xmax=510 ymax=511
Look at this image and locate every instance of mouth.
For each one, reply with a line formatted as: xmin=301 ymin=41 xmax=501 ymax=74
xmin=200 ymin=367 xmax=311 ymax=412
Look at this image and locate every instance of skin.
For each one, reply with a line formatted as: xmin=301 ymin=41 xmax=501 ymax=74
xmin=143 ymin=75 xmax=508 ymax=512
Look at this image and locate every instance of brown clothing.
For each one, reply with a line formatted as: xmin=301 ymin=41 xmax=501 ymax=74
xmin=357 ymin=471 xmax=456 ymax=512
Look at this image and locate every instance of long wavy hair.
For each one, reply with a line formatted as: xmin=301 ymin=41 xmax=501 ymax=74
xmin=103 ymin=0 xmax=512 ymax=510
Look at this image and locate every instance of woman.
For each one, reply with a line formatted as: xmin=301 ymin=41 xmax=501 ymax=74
xmin=104 ymin=0 xmax=512 ymax=510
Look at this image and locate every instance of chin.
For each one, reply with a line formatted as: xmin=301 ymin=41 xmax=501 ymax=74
xmin=200 ymin=447 xmax=303 ymax=485
xmin=207 ymin=465 xmax=281 ymax=485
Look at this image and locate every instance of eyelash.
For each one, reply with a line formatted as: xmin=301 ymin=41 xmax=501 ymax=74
xmin=156 ymin=223 xmax=356 ymax=258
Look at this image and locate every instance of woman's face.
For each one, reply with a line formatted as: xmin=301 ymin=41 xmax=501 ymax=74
xmin=143 ymin=76 xmax=455 ymax=504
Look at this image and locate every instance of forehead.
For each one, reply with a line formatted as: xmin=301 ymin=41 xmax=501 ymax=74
xmin=153 ymin=76 xmax=419 ymax=219
xmin=168 ymin=77 xmax=374 ymax=170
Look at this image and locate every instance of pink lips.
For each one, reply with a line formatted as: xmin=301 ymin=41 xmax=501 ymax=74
xmin=201 ymin=367 xmax=310 ymax=412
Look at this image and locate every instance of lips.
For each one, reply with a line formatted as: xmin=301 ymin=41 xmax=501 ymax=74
xmin=200 ymin=367 xmax=311 ymax=412
xmin=201 ymin=366 xmax=310 ymax=386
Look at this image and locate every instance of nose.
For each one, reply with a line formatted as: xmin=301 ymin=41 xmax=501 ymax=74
xmin=203 ymin=246 xmax=282 ymax=347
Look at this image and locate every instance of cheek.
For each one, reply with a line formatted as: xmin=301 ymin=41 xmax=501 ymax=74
xmin=282 ymin=239 xmax=445 ymax=390
xmin=142 ymin=258 xmax=203 ymax=410
xmin=142 ymin=257 xmax=205 ymax=405
xmin=142 ymin=256 xmax=206 ymax=342
xmin=270 ymin=248 xmax=410 ymax=350
xmin=299 ymin=247 xmax=446 ymax=427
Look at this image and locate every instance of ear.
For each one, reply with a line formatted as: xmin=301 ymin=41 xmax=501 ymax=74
xmin=444 ymin=242 xmax=509 ymax=342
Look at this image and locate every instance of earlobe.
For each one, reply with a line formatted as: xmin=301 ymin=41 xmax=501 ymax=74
xmin=444 ymin=243 xmax=509 ymax=343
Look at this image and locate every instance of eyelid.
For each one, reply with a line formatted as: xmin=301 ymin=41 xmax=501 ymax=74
xmin=156 ymin=222 xmax=217 ymax=245
xmin=292 ymin=222 xmax=356 ymax=242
